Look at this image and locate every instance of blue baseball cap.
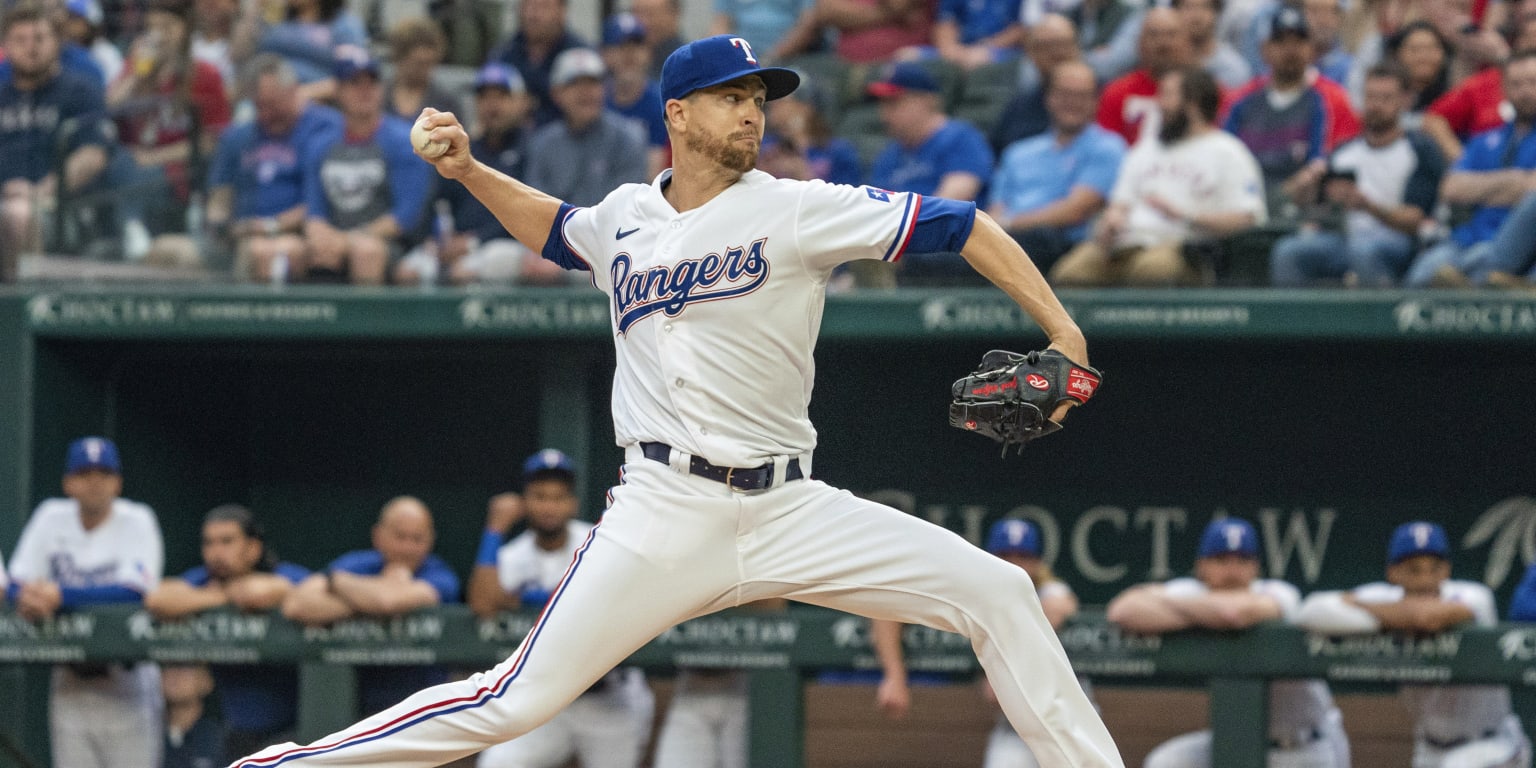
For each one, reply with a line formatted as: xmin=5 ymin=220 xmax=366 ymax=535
xmin=333 ymin=45 xmax=380 ymax=80
xmin=1197 ymin=518 xmax=1259 ymax=559
xmin=986 ymin=519 xmax=1042 ymax=557
xmin=523 ymin=448 xmax=576 ymax=481
xmin=661 ymin=35 xmax=799 ymax=103
xmin=1269 ymin=5 xmax=1310 ymax=40
xmin=1388 ymin=522 xmax=1450 ymax=564
xmin=65 ymin=437 xmax=121 ymax=475
xmin=66 ymin=0 xmax=103 ymax=25
xmin=475 ymin=62 xmax=526 ymax=93
xmin=602 ymin=13 xmax=647 ymax=47
xmin=867 ymin=62 xmax=941 ymax=99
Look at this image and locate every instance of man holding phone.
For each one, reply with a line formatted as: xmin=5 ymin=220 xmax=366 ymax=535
xmin=1270 ymin=62 xmax=1445 ymax=287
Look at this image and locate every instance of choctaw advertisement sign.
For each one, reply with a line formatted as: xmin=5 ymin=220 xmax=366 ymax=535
xmin=856 ymin=492 xmax=1536 ymax=605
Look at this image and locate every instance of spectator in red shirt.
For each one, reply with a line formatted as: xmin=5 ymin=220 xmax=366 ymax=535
xmin=107 ymin=0 xmax=232 ymax=257
xmin=1224 ymin=12 xmax=1359 ymax=152
xmin=1097 ymin=7 xmax=1193 ymax=144
xmin=1423 ymin=12 xmax=1536 ymax=161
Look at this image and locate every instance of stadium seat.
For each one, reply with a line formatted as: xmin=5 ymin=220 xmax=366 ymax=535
xmin=951 ymin=59 xmax=1019 ymax=132
xmin=779 ymin=52 xmax=856 ymax=127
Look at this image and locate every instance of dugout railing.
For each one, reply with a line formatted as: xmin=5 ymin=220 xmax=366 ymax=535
xmin=4 ymin=605 xmax=1536 ymax=767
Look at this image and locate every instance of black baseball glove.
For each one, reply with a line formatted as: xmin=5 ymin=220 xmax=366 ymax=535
xmin=949 ymin=349 xmax=1102 ymax=451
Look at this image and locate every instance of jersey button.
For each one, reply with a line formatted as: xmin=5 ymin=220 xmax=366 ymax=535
xmin=664 ymin=324 xmax=673 ymax=332
xmin=675 ymin=378 xmax=685 ymax=388
xmin=670 ymin=221 xmax=681 ymax=229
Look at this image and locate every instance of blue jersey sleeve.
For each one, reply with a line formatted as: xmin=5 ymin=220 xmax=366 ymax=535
xmin=938 ymin=0 xmax=967 ymax=23
xmin=273 ymin=562 xmax=312 ymax=583
xmin=540 ymin=203 xmax=595 ymax=271
xmin=180 ymin=565 xmax=212 ymax=587
xmin=417 ymin=556 xmax=461 ymax=603
xmin=59 ymin=584 xmax=143 ymax=608
xmin=907 ymin=196 xmax=977 ymax=255
xmin=328 ymin=550 xmax=383 ymax=575
xmin=1512 ymin=563 xmax=1536 ymax=621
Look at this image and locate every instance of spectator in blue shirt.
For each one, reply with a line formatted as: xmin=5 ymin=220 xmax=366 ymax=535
xmin=899 ymin=0 xmax=1025 ymax=69
xmin=301 ymin=47 xmax=433 ymax=285
xmin=144 ymin=504 xmax=311 ymax=762
xmin=490 ymin=0 xmax=590 ymax=126
xmin=867 ymin=62 xmax=993 ymax=199
xmin=206 ymin=54 xmax=342 ymax=281
xmin=989 ymin=61 xmax=1126 ymax=274
xmin=1405 ymin=50 xmax=1536 ymax=287
xmin=600 ymin=13 xmax=669 ymax=178
xmin=867 ymin=62 xmax=994 ymax=281
xmin=282 ymin=496 xmax=462 ymax=717
xmin=0 ymin=5 xmax=110 ymax=276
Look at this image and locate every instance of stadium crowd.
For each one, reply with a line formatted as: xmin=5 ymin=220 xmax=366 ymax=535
xmin=0 ymin=0 xmax=1535 ymax=288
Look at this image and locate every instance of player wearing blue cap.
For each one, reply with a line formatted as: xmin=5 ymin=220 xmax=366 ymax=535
xmin=1109 ymin=518 xmax=1348 ymax=768
xmin=1298 ymin=522 xmax=1530 ymax=768
xmin=470 ymin=450 xmax=655 ymax=768
xmin=981 ymin=520 xmax=1091 ymax=768
xmin=232 ymin=34 xmax=1116 ymax=768
xmin=8 ymin=437 xmax=165 ymax=768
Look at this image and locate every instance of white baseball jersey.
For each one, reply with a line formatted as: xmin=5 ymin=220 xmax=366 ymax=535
xmin=1111 ymin=130 xmax=1267 ymax=248
xmin=1161 ymin=578 xmax=1339 ymax=738
xmin=495 ymin=520 xmax=597 ymax=595
xmin=1350 ymin=579 xmax=1515 ymax=743
xmin=9 ymin=497 xmax=163 ymax=592
xmin=10 ymin=496 xmax=165 ymax=768
xmin=550 ymin=170 xmax=963 ymax=467
xmin=232 ymin=162 xmax=1121 ymax=768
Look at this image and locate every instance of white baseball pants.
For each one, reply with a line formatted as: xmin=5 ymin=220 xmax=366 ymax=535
xmin=50 ymin=663 xmax=163 ymax=768
xmin=651 ymin=678 xmax=749 ymax=768
xmin=230 ymin=456 xmax=1123 ymax=768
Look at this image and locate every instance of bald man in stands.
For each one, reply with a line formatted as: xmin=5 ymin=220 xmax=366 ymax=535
xmin=282 ymin=496 xmax=462 ymax=716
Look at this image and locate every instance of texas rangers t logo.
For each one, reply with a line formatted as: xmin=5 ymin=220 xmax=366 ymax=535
xmin=610 ymin=238 xmax=770 ymax=333
xmin=730 ymin=37 xmax=757 ymax=63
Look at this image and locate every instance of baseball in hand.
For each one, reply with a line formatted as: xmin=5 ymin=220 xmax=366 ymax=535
xmin=412 ymin=118 xmax=449 ymax=158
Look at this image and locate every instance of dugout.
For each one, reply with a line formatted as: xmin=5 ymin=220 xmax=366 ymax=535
xmin=1 ymin=285 xmax=1535 ymax=766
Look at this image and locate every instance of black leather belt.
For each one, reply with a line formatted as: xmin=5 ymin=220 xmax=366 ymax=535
xmin=641 ymin=442 xmax=803 ymax=491
xmin=1424 ymin=729 xmax=1498 ymax=750
xmin=1268 ymin=728 xmax=1322 ymax=750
